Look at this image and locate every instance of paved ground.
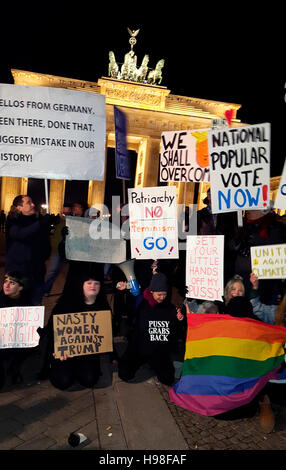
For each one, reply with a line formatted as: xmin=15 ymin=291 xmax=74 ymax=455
xmin=1 ymin=231 xmax=286 ymax=454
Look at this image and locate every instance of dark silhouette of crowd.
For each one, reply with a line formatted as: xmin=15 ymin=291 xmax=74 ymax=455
xmin=0 ymin=191 xmax=286 ymax=434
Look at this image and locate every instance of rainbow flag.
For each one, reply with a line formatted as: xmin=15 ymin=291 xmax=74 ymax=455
xmin=169 ymin=313 xmax=286 ymax=416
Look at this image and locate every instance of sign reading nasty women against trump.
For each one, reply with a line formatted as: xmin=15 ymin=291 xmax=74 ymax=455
xmin=186 ymin=235 xmax=224 ymax=301
xmin=160 ymin=129 xmax=210 ymax=183
xmin=0 ymin=84 xmax=106 ymax=180
xmin=128 ymin=186 xmax=179 ymax=259
xmin=274 ymin=159 xmax=286 ymax=210
xmin=0 ymin=306 xmax=44 ymax=348
xmin=251 ymin=244 xmax=286 ymax=280
xmin=53 ymin=310 xmax=113 ymax=359
xmin=208 ymin=123 xmax=271 ymax=213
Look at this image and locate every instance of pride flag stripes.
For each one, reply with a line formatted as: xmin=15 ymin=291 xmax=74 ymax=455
xmin=169 ymin=313 xmax=286 ymax=416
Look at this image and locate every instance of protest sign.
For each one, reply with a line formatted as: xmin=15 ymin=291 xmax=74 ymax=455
xmin=128 ymin=186 xmax=178 ymax=259
xmin=251 ymin=244 xmax=286 ymax=279
xmin=65 ymin=216 xmax=126 ymax=263
xmin=159 ymin=129 xmax=210 ymax=183
xmin=53 ymin=310 xmax=113 ymax=359
xmin=186 ymin=235 xmax=224 ymax=301
xmin=0 ymin=306 xmax=44 ymax=348
xmin=0 ymin=83 xmax=106 ymax=180
xmin=208 ymin=123 xmax=271 ymax=213
xmin=274 ymin=158 xmax=286 ymax=210
xmin=114 ymin=106 xmax=131 ymax=180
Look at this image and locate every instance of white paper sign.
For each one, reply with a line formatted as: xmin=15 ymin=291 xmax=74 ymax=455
xmin=0 ymin=306 xmax=44 ymax=348
xmin=251 ymin=244 xmax=286 ymax=279
xmin=274 ymin=159 xmax=286 ymax=210
xmin=186 ymin=235 xmax=224 ymax=301
xmin=208 ymin=123 xmax=271 ymax=213
xmin=0 ymin=84 xmax=106 ymax=180
xmin=160 ymin=129 xmax=210 ymax=183
xmin=65 ymin=216 xmax=126 ymax=263
xmin=128 ymin=186 xmax=179 ymax=259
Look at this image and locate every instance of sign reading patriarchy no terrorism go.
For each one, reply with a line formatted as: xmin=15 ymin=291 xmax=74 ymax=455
xmin=0 ymin=83 xmax=106 ymax=181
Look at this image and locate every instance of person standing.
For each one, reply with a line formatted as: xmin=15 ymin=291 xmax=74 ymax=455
xmin=5 ymin=195 xmax=51 ymax=305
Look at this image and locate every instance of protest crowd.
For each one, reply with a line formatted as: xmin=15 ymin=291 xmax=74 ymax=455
xmin=0 ymin=187 xmax=285 ymax=438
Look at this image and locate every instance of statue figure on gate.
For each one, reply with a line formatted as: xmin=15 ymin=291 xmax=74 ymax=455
xmin=121 ymin=50 xmax=138 ymax=81
xmin=108 ymin=51 xmax=119 ymax=78
xmin=134 ymin=54 xmax=149 ymax=82
xmin=147 ymin=59 xmax=165 ymax=85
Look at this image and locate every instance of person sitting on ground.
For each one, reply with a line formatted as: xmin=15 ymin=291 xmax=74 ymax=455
xmin=0 ymin=271 xmax=33 ymax=387
xmin=37 ymin=268 xmax=114 ymax=390
xmin=118 ymin=272 xmax=186 ymax=386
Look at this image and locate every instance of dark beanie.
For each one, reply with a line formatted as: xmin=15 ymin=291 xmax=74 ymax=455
xmin=225 ymin=297 xmax=255 ymax=319
xmin=149 ymin=272 xmax=168 ymax=292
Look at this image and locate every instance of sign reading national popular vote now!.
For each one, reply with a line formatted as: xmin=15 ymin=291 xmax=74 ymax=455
xmin=208 ymin=123 xmax=271 ymax=213
xmin=0 ymin=84 xmax=106 ymax=181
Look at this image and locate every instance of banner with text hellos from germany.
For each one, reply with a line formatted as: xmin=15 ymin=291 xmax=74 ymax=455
xmin=0 ymin=306 xmax=44 ymax=348
xmin=0 ymin=83 xmax=106 ymax=180
xmin=159 ymin=129 xmax=210 ymax=183
xmin=128 ymin=186 xmax=179 ymax=259
xmin=186 ymin=235 xmax=224 ymax=302
xmin=208 ymin=123 xmax=271 ymax=213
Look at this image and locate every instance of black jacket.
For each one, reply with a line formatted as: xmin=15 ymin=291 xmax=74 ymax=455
xmin=5 ymin=213 xmax=51 ymax=282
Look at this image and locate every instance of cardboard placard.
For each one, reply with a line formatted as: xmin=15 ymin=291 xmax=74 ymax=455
xmin=53 ymin=310 xmax=113 ymax=359
xmin=251 ymin=244 xmax=286 ymax=279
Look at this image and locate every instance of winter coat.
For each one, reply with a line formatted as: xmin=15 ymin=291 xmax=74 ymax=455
xmin=5 ymin=213 xmax=51 ymax=283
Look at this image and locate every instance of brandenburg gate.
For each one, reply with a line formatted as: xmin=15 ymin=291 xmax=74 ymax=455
xmin=0 ymin=46 xmax=282 ymax=214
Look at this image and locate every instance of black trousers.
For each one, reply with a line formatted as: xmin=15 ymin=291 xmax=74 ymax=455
xmin=49 ymin=355 xmax=101 ymax=390
xmin=118 ymin=345 xmax=175 ymax=386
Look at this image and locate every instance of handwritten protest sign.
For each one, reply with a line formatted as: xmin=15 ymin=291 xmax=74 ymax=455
xmin=53 ymin=310 xmax=113 ymax=359
xmin=251 ymin=244 xmax=286 ymax=279
xmin=208 ymin=123 xmax=271 ymax=213
xmin=160 ymin=129 xmax=210 ymax=183
xmin=274 ymin=159 xmax=286 ymax=210
xmin=65 ymin=216 xmax=126 ymax=263
xmin=0 ymin=306 xmax=44 ymax=348
xmin=186 ymin=235 xmax=224 ymax=301
xmin=0 ymin=84 xmax=106 ymax=180
xmin=128 ymin=186 xmax=178 ymax=259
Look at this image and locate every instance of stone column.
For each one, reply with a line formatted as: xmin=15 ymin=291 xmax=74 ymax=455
xmin=87 ymin=145 xmax=108 ymax=210
xmin=0 ymin=176 xmax=28 ymax=214
xmin=49 ymin=180 xmax=66 ymax=215
xmin=135 ymin=137 xmax=160 ymax=188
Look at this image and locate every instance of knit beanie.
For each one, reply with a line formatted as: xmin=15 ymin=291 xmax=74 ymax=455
xmin=225 ymin=297 xmax=255 ymax=319
xmin=149 ymin=272 xmax=168 ymax=292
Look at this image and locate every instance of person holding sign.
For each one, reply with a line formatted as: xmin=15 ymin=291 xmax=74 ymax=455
xmin=0 ymin=271 xmax=33 ymax=387
xmin=37 ymin=268 xmax=112 ymax=390
xmin=5 ymin=195 xmax=51 ymax=305
xmin=118 ymin=272 xmax=186 ymax=386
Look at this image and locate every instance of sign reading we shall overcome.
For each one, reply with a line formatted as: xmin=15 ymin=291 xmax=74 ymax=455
xmin=209 ymin=123 xmax=270 ymax=213
xmin=0 ymin=84 xmax=106 ymax=180
xmin=53 ymin=311 xmax=113 ymax=359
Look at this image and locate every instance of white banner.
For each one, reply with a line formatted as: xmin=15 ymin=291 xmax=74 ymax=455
xmin=159 ymin=129 xmax=210 ymax=183
xmin=65 ymin=216 xmax=126 ymax=263
xmin=274 ymin=158 xmax=286 ymax=210
xmin=208 ymin=123 xmax=271 ymax=213
xmin=251 ymin=244 xmax=286 ymax=279
xmin=0 ymin=306 xmax=44 ymax=348
xmin=128 ymin=186 xmax=179 ymax=259
xmin=186 ymin=235 xmax=224 ymax=301
xmin=0 ymin=84 xmax=106 ymax=180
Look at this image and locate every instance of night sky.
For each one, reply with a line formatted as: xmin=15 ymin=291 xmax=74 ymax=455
xmin=1 ymin=7 xmax=285 ymax=206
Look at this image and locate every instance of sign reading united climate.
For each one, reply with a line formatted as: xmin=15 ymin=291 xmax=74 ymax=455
xmin=0 ymin=84 xmax=106 ymax=180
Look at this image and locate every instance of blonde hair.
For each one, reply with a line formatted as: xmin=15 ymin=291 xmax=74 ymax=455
xmin=224 ymin=275 xmax=245 ymax=305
